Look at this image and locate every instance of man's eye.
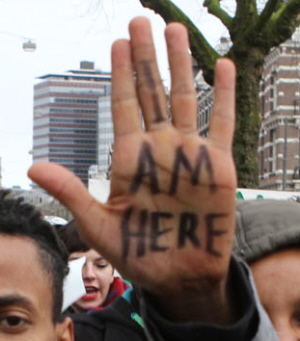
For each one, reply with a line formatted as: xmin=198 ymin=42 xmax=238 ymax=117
xmin=293 ymin=312 xmax=300 ymax=326
xmin=0 ymin=315 xmax=29 ymax=333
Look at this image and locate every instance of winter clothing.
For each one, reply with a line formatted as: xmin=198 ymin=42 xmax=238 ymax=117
xmin=234 ymin=199 xmax=300 ymax=263
xmin=66 ymin=276 xmax=131 ymax=314
xmin=93 ymin=276 xmax=131 ymax=310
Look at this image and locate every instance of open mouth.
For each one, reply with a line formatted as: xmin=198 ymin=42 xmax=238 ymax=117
xmin=85 ymin=287 xmax=98 ymax=294
xmin=82 ymin=286 xmax=99 ymax=301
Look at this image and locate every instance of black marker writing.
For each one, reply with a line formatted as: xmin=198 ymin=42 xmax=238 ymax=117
xmin=205 ymin=213 xmax=227 ymax=257
xmin=178 ymin=213 xmax=200 ymax=248
xmin=121 ymin=207 xmax=173 ymax=260
xmin=121 ymin=207 xmax=148 ymax=260
xmin=121 ymin=208 xmax=227 ymax=260
xmin=130 ymin=142 xmax=160 ymax=194
xmin=140 ymin=60 xmax=164 ymax=123
xmin=169 ymin=145 xmax=217 ymax=195
xmin=150 ymin=212 xmax=172 ymax=252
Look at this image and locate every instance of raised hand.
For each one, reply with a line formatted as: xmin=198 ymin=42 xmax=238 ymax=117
xmin=28 ymin=17 xmax=237 ymax=323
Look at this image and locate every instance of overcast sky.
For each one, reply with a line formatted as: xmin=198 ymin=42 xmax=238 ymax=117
xmin=0 ymin=0 xmax=226 ymax=189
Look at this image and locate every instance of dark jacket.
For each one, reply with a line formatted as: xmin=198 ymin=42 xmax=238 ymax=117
xmin=73 ymin=292 xmax=144 ymax=341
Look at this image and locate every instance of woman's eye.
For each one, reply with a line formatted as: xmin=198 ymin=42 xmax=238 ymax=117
xmin=96 ymin=263 xmax=108 ymax=268
xmin=0 ymin=315 xmax=29 ymax=333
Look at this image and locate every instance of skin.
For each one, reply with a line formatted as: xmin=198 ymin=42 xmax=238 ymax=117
xmin=28 ymin=17 xmax=237 ymax=325
xmin=69 ymin=249 xmax=114 ymax=312
xmin=251 ymin=248 xmax=300 ymax=341
xmin=0 ymin=235 xmax=73 ymax=341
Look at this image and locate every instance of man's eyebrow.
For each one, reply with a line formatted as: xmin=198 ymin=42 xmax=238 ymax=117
xmin=0 ymin=294 xmax=35 ymax=311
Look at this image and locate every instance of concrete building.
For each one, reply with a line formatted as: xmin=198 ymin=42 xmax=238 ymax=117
xmin=7 ymin=188 xmax=72 ymax=221
xmin=32 ymin=61 xmax=111 ymax=186
xmin=258 ymin=28 xmax=300 ymax=190
xmin=87 ymin=94 xmax=113 ymax=182
xmin=196 ymin=71 xmax=214 ymax=137
xmin=97 ymin=94 xmax=113 ymax=175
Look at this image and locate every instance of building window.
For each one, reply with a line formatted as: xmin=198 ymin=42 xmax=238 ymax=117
xmin=269 ymin=128 xmax=276 ymax=174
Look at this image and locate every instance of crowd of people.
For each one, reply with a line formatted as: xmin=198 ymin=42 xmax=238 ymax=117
xmin=0 ymin=15 xmax=300 ymax=341
xmin=57 ymin=219 xmax=131 ymax=314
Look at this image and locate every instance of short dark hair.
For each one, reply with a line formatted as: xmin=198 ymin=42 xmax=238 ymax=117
xmin=56 ymin=219 xmax=90 ymax=254
xmin=0 ymin=189 xmax=69 ymax=323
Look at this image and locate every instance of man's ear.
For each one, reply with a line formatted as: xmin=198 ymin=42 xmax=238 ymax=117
xmin=56 ymin=316 xmax=74 ymax=341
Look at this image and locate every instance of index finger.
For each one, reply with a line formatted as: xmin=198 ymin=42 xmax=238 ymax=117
xmin=208 ymin=58 xmax=236 ymax=150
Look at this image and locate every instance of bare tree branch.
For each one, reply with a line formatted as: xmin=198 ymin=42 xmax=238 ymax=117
xmin=203 ymin=0 xmax=233 ymax=28
xmin=232 ymin=0 xmax=258 ymax=38
xmin=269 ymin=0 xmax=300 ymax=45
xmin=255 ymin=0 xmax=281 ymax=32
xmin=139 ymin=0 xmax=219 ymax=83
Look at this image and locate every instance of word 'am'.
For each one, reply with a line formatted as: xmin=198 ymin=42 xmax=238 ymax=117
xmin=130 ymin=142 xmax=216 ymax=195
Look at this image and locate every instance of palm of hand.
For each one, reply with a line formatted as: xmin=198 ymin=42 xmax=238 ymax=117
xmin=28 ymin=17 xmax=237 ymax=297
xmin=106 ymin=124 xmax=236 ymax=294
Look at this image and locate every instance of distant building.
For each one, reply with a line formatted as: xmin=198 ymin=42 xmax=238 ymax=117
xmin=7 ymin=188 xmax=72 ymax=221
xmin=258 ymin=27 xmax=300 ymax=190
xmin=87 ymin=89 xmax=113 ymax=182
xmin=32 ymin=61 xmax=111 ymax=186
xmin=97 ymin=94 xmax=113 ymax=175
xmin=196 ymin=29 xmax=300 ymax=192
xmin=195 ymin=70 xmax=214 ymax=137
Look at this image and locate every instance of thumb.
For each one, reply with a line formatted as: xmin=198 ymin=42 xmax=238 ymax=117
xmin=27 ymin=162 xmax=109 ymax=247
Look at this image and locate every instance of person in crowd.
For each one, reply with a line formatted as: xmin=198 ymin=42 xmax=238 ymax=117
xmin=28 ymin=16 xmax=278 ymax=341
xmin=57 ymin=219 xmax=131 ymax=313
xmin=0 ymin=189 xmax=73 ymax=340
xmin=234 ymin=198 xmax=300 ymax=341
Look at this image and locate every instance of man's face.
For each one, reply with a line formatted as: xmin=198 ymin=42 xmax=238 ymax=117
xmin=0 ymin=235 xmax=72 ymax=341
xmin=251 ymin=248 xmax=300 ymax=341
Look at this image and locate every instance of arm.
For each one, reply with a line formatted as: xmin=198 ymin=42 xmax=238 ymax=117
xmin=138 ymin=257 xmax=279 ymax=341
xmin=28 ymin=16 xmax=237 ymax=325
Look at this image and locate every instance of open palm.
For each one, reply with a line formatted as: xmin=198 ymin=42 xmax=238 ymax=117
xmin=28 ymin=17 xmax=236 ymax=302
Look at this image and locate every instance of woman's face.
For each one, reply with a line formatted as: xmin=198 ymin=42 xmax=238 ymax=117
xmin=69 ymin=249 xmax=114 ymax=312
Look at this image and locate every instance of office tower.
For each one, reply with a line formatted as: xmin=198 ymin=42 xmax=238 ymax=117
xmin=32 ymin=61 xmax=111 ymax=186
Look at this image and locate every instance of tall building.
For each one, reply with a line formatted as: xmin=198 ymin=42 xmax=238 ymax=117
xmin=87 ymin=94 xmax=113 ymax=181
xmin=32 ymin=61 xmax=111 ymax=186
xmin=195 ymin=70 xmax=214 ymax=137
xmin=258 ymin=28 xmax=300 ymax=190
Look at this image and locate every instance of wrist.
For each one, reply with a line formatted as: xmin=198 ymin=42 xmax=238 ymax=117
xmin=146 ymin=272 xmax=238 ymax=325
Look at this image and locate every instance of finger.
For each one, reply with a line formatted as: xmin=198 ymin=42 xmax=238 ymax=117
xmin=111 ymin=39 xmax=141 ymax=137
xmin=129 ymin=16 xmax=168 ymax=130
xmin=27 ymin=162 xmax=115 ymax=252
xmin=165 ymin=23 xmax=197 ymax=134
xmin=208 ymin=58 xmax=236 ymax=150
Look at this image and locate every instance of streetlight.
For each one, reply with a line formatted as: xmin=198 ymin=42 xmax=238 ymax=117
xmin=22 ymin=40 xmax=36 ymax=52
xmin=0 ymin=31 xmax=36 ymax=52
